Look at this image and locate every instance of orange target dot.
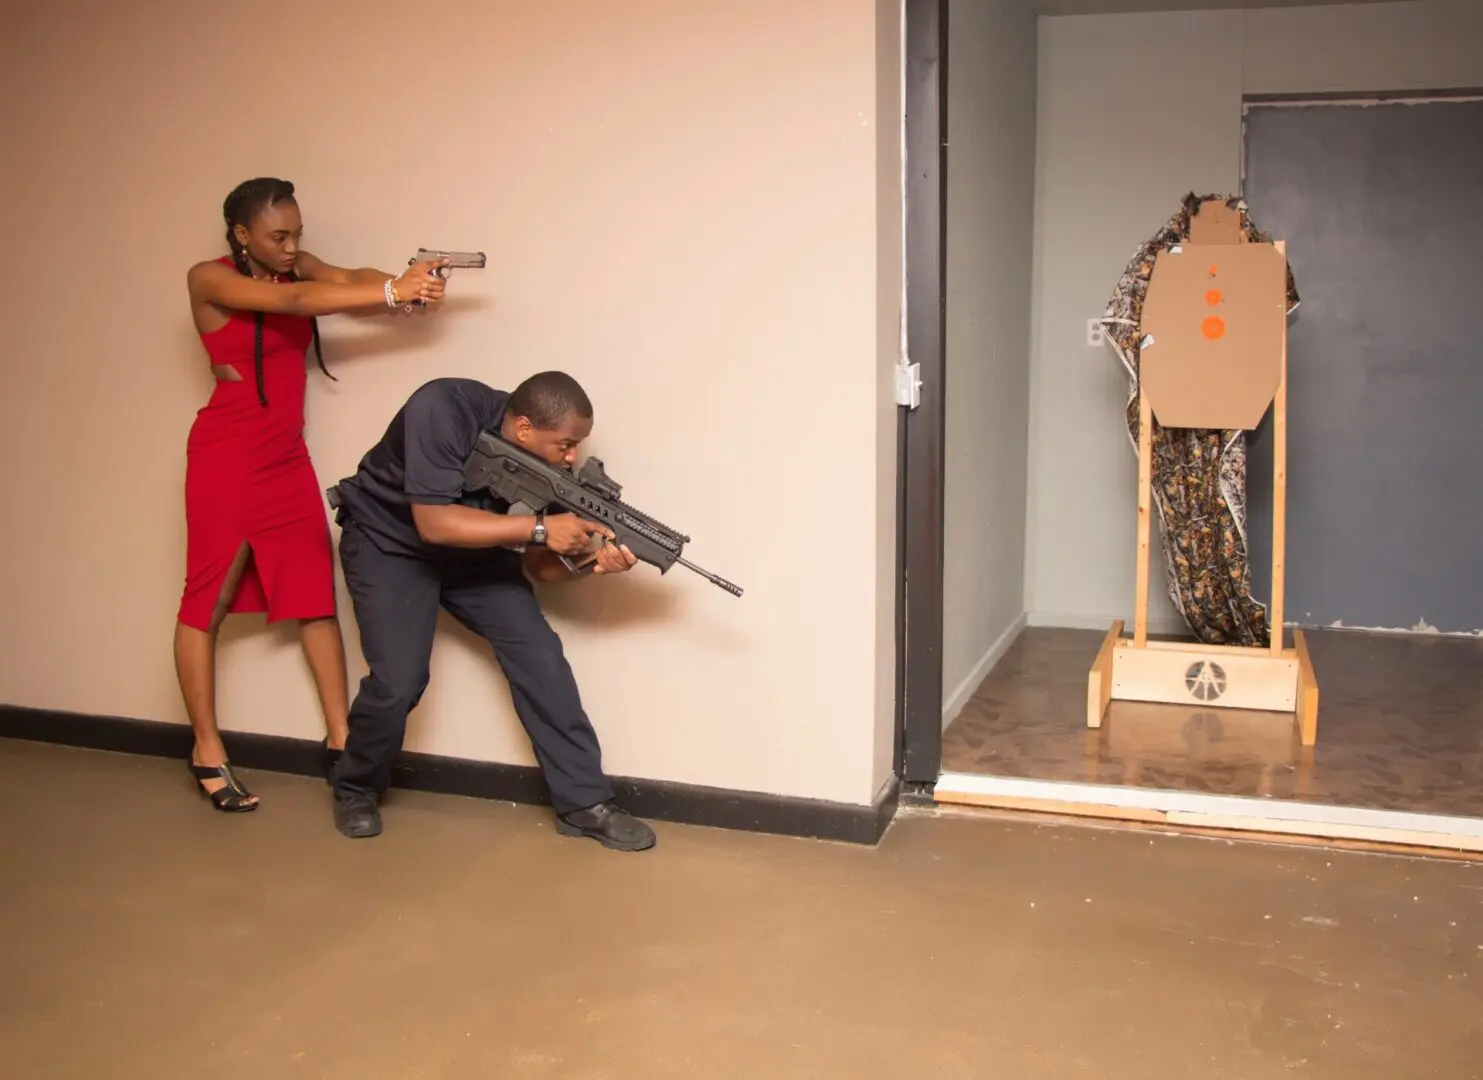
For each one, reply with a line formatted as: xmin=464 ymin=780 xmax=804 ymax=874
xmin=1202 ymin=316 xmax=1226 ymax=340
xmin=1205 ymin=289 xmax=1223 ymax=305
xmin=1208 ymin=264 xmax=1219 ymax=275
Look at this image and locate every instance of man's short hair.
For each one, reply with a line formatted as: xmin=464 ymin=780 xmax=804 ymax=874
xmin=508 ymin=371 xmax=593 ymax=430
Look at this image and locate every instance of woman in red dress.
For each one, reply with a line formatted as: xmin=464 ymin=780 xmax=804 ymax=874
xmin=180 ymin=177 xmax=449 ymax=812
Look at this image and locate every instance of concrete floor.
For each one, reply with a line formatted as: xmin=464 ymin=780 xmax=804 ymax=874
xmin=3 ymin=739 xmax=1481 ymax=1079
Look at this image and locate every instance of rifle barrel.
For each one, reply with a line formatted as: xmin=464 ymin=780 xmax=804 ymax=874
xmin=676 ymin=557 xmax=743 ymax=598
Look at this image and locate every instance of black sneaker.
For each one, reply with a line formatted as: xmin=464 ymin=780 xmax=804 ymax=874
xmin=556 ymin=801 xmax=656 ymax=851
xmin=334 ymin=794 xmax=382 ymax=839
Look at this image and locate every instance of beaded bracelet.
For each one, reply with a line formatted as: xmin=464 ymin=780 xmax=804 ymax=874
xmin=384 ymin=278 xmax=400 ymax=308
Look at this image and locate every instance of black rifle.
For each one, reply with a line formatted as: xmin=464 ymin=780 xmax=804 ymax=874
xmin=462 ymin=431 xmax=743 ymax=598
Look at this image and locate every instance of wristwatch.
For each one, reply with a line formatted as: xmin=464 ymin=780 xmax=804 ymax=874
xmin=529 ymin=513 xmax=548 ymax=546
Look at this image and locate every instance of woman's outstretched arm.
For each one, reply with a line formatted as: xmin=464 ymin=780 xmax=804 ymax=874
xmin=294 ymin=251 xmax=401 ymax=287
xmin=187 ymin=256 xmax=447 ymax=318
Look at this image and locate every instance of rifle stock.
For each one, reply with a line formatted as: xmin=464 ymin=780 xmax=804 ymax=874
xmin=462 ymin=431 xmax=743 ymax=598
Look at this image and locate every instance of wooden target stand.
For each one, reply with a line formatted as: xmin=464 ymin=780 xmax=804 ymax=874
xmin=1088 ymin=236 xmax=1320 ymax=747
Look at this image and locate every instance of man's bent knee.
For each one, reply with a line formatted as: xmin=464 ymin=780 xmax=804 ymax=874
xmin=357 ymin=669 xmax=429 ymax=718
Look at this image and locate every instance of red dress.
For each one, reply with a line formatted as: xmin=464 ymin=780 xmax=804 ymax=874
xmin=177 ymin=257 xmax=336 ymax=631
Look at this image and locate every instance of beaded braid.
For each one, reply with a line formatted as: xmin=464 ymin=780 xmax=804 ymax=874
xmin=222 ymin=178 xmax=335 ymax=408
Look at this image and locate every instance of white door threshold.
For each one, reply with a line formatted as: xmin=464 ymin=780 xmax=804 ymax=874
xmin=934 ymin=771 xmax=1483 ymax=853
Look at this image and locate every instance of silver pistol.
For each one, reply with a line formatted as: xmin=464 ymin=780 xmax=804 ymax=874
xmin=405 ymin=248 xmax=487 ymax=307
xmin=412 ymin=248 xmax=488 ymax=279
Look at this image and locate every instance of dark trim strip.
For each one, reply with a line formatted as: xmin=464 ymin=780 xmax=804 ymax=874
xmin=898 ymin=0 xmax=948 ymax=787
xmin=1244 ymin=87 xmax=1483 ymax=106
xmin=893 ymin=402 xmax=909 ymax=776
xmin=0 ymin=705 xmax=899 ymax=846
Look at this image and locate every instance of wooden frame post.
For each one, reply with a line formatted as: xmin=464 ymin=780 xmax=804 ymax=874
xmin=1133 ymin=393 xmax=1154 ymax=649
xmin=1269 ymin=293 xmax=1288 ymax=656
xmin=1088 ymin=240 xmax=1320 ymax=746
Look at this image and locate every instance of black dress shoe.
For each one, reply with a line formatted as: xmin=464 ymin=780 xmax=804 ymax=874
xmin=556 ymin=801 xmax=656 ymax=851
xmin=334 ymin=794 xmax=382 ymax=839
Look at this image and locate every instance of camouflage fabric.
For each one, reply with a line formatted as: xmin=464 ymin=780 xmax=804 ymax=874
xmin=1099 ymin=193 xmax=1300 ymax=647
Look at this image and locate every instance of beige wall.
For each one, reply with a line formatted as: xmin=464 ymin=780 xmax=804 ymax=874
xmin=1025 ymin=0 xmax=1483 ymax=632
xmin=873 ymin=0 xmax=904 ymax=787
xmin=0 ymin=0 xmax=902 ymax=807
xmin=941 ymin=0 xmax=1038 ymax=723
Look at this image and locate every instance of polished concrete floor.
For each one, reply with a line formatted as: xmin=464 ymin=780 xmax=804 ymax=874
xmin=3 ymin=738 xmax=1482 ymax=1079
xmin=943 ymin=627 xmax=1483 ymax=817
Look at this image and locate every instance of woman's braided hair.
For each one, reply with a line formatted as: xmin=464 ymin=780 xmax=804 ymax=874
xmin=222 ymin=178 xmax=334 ymax=407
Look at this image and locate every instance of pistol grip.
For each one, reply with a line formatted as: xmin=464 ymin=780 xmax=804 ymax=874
xmin=407 ymin=260 xmax=449 ymax=307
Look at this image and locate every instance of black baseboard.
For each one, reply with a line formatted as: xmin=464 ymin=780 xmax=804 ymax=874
xmin=0 ymin=705 xmax=899 ymax=846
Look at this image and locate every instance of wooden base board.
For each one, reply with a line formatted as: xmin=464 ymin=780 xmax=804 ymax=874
xmin=1295 ymin=630 xmax=1319 ymax=745
xmin=1086 ymin=620 xmax=1121 ymax=728
xmin=1113 ymin=639 xmax=1298 ymax=711
xmin=1087 ymin=625 xmax=1319 ymax=746
xmin=934 ymin=771 xmax=1483 ymax=855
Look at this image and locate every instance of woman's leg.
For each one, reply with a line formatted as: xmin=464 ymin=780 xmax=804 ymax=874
xmin=176 ymin=542 xmax=260 ymax=807
xmin=174 ymin=621 xmax=229 ymax=767
xmin=251 ymin=461 xmax=350 ymax=752
xmin=299 ymin=616 xmax=351 ymax=749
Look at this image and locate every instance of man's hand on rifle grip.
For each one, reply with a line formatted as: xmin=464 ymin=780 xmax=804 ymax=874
xmin=541 ymin=512 xmax=613 ymax=556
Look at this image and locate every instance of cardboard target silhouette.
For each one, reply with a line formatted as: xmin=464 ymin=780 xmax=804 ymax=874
xmin=1139 ymin=241 xmax=1289 ymax=431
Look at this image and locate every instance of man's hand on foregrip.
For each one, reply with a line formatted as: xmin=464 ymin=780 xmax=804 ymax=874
xmin=591 ymin=542 xmax=638 ymax=576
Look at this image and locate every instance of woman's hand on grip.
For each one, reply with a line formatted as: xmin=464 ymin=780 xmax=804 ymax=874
xmin=394 ymin=259 xmax=449 ymax=306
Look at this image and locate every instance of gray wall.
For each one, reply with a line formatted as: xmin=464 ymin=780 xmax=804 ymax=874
xmin=1025 ymin=1 xmax=1483 ymax=634
xmin=941 ymin=0 xmax=1038 ymax=723
xmin=1244 ymin=98 xmax=1483 ymax=634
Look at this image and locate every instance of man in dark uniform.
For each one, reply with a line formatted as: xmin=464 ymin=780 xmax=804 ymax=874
xmin=325 ymin=371 xmax=656 ymax=851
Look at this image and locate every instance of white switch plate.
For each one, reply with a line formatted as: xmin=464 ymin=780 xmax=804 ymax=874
xmin=1086 ymin=318 xmax=1107 ymax=348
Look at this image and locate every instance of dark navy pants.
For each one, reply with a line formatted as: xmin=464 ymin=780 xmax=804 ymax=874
xmin=330 ymin=520 xmax=613 ymax=815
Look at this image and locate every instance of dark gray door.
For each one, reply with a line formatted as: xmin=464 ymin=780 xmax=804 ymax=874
xmin=1243 ymin=98 xmax=1483 ymax=633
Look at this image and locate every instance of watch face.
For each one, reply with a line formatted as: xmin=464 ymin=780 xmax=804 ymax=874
xmin=532 ymin=524 xmax=547 ymax=544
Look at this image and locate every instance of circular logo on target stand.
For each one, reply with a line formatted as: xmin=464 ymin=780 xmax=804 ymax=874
xmin=1184 ymin=660 xmax=1227 ymax=702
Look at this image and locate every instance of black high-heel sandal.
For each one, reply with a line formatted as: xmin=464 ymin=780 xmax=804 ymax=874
xmin=188 ymin=760 xmax=259 ymax=813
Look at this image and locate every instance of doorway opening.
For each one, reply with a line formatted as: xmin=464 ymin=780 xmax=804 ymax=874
xmin=901 ymin=3 xmax=1483 ymax=854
